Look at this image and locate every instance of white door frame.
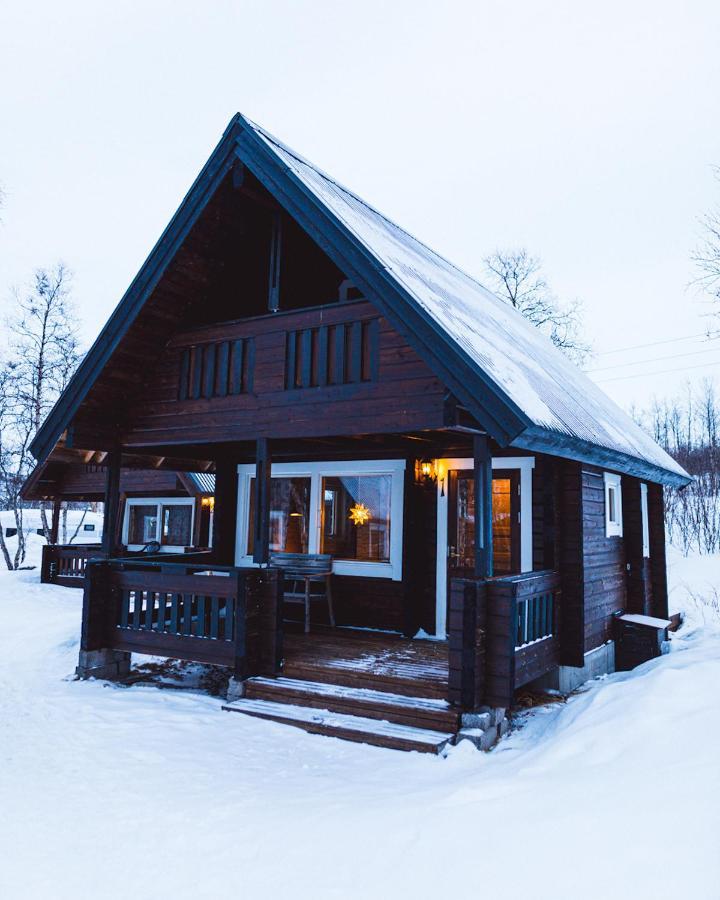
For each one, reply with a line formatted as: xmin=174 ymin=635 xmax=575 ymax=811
xmin=434 ymin=456 xmax=535 ymax=638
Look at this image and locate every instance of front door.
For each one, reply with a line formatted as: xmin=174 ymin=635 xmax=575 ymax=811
xmin=446 ymin=468 xmax=521 ymax=584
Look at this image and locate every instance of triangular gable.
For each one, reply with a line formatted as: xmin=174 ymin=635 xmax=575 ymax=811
xmin=31 ymin=114 xmax=690 ymax=486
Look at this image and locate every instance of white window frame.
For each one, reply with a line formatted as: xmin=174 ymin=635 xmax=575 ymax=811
xmin=235 ymin=459 xmax=405 ymax=580
xmin=603 ymin=472 xmax=623 ymax=538
xmin=123 ymin=497 xmax=196 ymax=552
xmin=434 ymin=456 xmax=535 ymax=639
xmin=640 ymin=482 xmax=650 ymax=557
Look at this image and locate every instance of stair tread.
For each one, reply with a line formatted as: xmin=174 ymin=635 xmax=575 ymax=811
xmin=248 ymin=676 xmax=451 ymax=712
xmin=222 ymin=697 xmax=454 ymax=747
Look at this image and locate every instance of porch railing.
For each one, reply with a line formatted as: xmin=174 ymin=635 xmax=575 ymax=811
xmin=448 ymin=570 xmax=562 ymax=710
xmin=41 ymin=545 xmax=214 ymax=588
xmin=81 ymin=558 xmax=283 ymax=678
xmin=41 ymin=543 xmax=107 ymax=587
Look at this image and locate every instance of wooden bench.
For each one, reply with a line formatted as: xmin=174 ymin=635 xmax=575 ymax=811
xmin=270 ymin=553 xmax=335 ymax=634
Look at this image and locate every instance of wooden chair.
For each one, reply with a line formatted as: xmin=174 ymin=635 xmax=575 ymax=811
xmin=270 ymin=552 xmax=335 ymax=634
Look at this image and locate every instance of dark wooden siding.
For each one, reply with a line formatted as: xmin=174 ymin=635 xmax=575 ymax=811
xmin=581 ymin=466 xmax=627 ymax=652
xmin=54 ymin=465 xmax=187 ymax=500
xmin=121 ymin=300 xmax=448 ymax=448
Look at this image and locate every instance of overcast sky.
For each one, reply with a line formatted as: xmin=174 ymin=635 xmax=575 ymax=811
xmin=1 ymin=0 xmax=719 ymax=410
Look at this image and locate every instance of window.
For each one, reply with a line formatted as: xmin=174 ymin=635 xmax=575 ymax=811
xmin=124 ymin=498 xmax=195 ymax=550
xmin=246 ymin=477 xmax=311 ymax=555
xmin=640 ymin=482 xmax=650 ymax=557
xmin=236 ymin=460 xmax=405 ymax=579
xmin=320 ymin=475 xmax=391 ymax=563
xmin=128 ymin=504 xmax=158 ymax=545
xmin=604 ymin=472 xmax=623 ymax=537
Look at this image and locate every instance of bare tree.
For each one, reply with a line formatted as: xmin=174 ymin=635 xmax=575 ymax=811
xmin=0 ymin=264 xmax=81 ymax=568
xmin=635 ymin=379 xmax=719 ymax=555
xmin=484 ymin=248 xmax=590 ymax=363
xmin=692 ymin=167 xmax=720 ymax=312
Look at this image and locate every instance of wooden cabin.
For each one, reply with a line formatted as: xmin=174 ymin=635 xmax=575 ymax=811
xmin=23 ymin=461 xmax=214 ymax=587
xmin=25 ymin=114 xmax=690 ymax=752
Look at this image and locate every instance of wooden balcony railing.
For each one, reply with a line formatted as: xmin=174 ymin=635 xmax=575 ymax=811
xmin=41 ymin=543 xmax=107 ymax=587
xmin=81 ymin=558 xmax=283 ymax=678
xmin=448 ymin=570 xmax=562 ymax=711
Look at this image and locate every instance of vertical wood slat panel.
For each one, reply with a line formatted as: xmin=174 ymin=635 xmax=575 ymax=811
xmin=178 ymin=349 xmax=190 ymax=400
xmin=195 ymin=596 xmax=206 ymax=637
xmin=170 ymin=593 xmax=180 ymax=633
xmin=202 ymin=344 xmax=216 ymax=398
xmin=215 ymin=341 xmax=230 ymax=397
xmin=285 ymin=332 xmax=296 ymax=389
xmin=317 ymin=325 xmax=329 ymax=387
xmin=230 ymin=339 xmax=244 ymax=395
xmin=348 ymin=320 xmax=362 ymax=383
xmin=366 ymin=318 xmax=380 ymax=381
xmin=182 ymin=594 xmax=193 ymax=636
xmin=334 ymin=323 xmax=346 ymax=385
xmin=300 ymin=329 xmax=313 ymax=388
xmin=132 ymin=591 xmax=143 ymax=628
xmin=244 ymin=338 xmax=255 ymax=393
xmin=190 ymin=347 xmax=203 ymax=399
xmin=144 ymin=592 xmax=155 ymax=630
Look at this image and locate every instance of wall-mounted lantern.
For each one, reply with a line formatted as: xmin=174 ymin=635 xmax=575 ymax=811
xmin=415 ymin=458 xmax=438 ymax=488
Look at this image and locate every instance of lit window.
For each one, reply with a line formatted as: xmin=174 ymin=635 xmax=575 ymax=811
xmin=604 ymin=472 xmax=623 ymax=537
xmin=246 ymin=477 xmax=311 ymax=555
xmin=320 ymin=475 xmax=391 ymax=563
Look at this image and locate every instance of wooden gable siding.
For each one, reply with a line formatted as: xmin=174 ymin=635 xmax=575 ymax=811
xmin=56 ymin=465 xmax=185 ymax=499
xmin=120 ymin=300 xmax=448 ymax=448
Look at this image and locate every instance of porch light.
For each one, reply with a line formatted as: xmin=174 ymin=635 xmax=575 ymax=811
xmin=348 ymin=503 xmax=371 ymax=526
xmin=415 ymin=458 xmax=438 ymax=487
xmin=201 ymin=496 xmax=215 ymax=511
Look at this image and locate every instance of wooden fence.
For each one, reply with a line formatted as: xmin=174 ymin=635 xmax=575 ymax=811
xmin=81 ymin=558 xmax=283 ymax=678
xmin=41 ymin=544 xmax=107 ymax=587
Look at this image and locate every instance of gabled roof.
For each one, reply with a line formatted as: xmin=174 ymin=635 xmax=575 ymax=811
xmin=31 ymin=114 xmax=690 ymax=486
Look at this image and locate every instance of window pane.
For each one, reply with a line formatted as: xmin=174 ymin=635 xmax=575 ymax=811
xmin=608 ymin=486 xmax=617 ymax=523
xmin=320 ymin=474 xmax=391 ymax=562
xmin=128 ymin=505 xmax=158 ymax=544
xmin=492 ymin=477 xmax=513 ymax=576
xmin=246 ymin=477 xmax=311 ymax=555
xmin=161 ymin=505 xmax=192 ymax=546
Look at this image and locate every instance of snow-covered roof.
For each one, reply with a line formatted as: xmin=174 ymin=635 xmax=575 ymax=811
xmin=246 ymin=119 xmax=689 ymax=485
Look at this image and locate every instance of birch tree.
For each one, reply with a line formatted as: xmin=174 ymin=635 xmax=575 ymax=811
xmin=0 ymin=264 xmax=80 ymax=568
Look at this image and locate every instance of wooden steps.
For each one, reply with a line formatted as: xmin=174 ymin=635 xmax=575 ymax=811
xmin=222 ymin=675 xmax=460 ymax=753
xmin=222 ymin=696 xmax=455 ymax=754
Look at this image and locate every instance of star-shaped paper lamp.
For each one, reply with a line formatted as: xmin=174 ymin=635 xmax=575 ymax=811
xmin=348 ymin=503 xmax=371 ymax=526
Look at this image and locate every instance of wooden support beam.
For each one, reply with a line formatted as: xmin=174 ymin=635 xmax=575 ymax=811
xmin=253 ymin=438 xmax=272 ymax=564
xmin=648 ymin=483 xmax=669 ymax=619
xmin=267 ymin=211 xmax=283 ymax=313
xmin=101 ymin=447 xmax=122 ymax=554
xmin=473 ymin=434 xmax=493 ymax=578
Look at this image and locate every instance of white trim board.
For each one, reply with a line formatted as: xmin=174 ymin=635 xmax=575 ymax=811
xmin=235 ymin=459 xmax=406 ymax=580
xmin=434 ymin=456 xmax=535 ymax=639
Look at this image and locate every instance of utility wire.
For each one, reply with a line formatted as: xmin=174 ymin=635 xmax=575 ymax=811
xmin=587 ymin=345 xmax=720 ymax=374
xmin=592 ymin=359 xmax=720 ymax=383
xmin=595 ymin=331 xmax=716 ymax=356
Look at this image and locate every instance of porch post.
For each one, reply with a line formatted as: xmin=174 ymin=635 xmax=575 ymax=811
xmin=253 ymin=438 xmax=272 ymax=565
xmin=49 ymin=499 xmax=61 ymax=545
xmin=623 ymin=478 xmax=650 ymax=615
xmin=213 ymin=458 xmax=239 ymax=565
xmin=473 ymin=434 xmax=493 ymax=578
xmin=101 ymin=447 xmax=122 ymax=555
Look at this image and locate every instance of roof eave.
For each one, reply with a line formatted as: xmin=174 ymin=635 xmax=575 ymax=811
xmin=511 ymin=426 xmax=692 ymax=487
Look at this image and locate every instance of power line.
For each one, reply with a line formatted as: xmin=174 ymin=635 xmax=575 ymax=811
xmin=592 ymin=359 xmax=720 ymax=384
xmin=595 ymin=331 xmax=716 ymax=356
xmin=586 ymin=345 xmax=720 ymax=374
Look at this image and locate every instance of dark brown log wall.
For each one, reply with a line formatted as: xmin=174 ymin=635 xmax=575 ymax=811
xmin=121 ymin=301 xmax=448 ymax=448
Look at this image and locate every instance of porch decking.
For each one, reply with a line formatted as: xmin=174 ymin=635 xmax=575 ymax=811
xmin=282 ymin=628 xmax=449 ymax=700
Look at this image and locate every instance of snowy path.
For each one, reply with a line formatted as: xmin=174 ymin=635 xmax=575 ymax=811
xmin=1 ymin=565 xmax=719 ymax=899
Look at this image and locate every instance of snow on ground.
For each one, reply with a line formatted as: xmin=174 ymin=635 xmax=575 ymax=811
xmin=1 ymin=547 xmax=719 ymax=899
